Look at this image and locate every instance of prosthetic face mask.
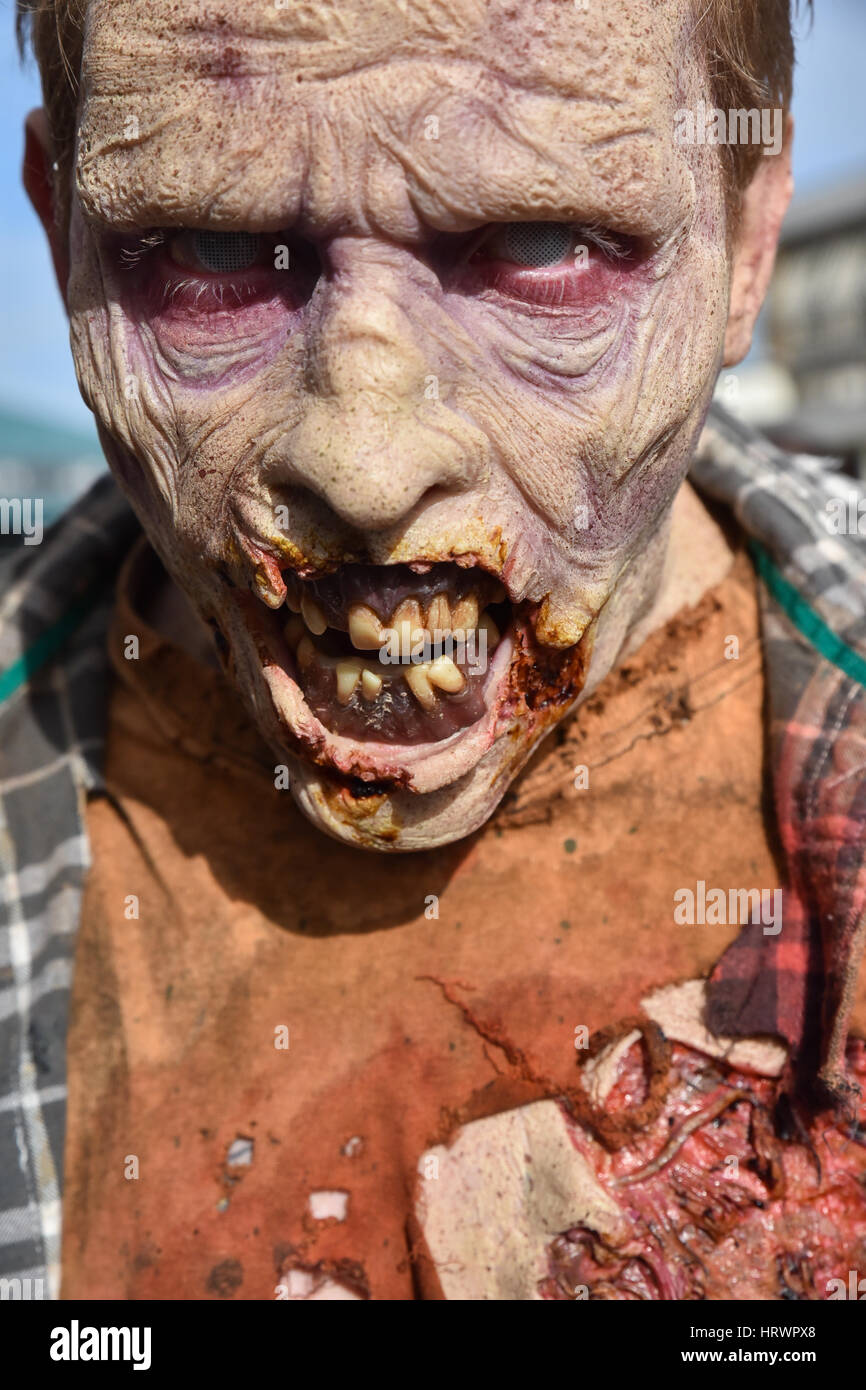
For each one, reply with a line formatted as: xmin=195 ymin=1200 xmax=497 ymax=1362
xmin=31 ymin=0 xmax=787 ymax=851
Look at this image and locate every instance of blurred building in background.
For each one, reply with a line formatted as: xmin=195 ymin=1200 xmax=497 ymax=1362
xmin=716 ymin=172 xmax=866 ymax=477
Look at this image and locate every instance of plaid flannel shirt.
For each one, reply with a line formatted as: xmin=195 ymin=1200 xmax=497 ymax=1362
xmin=1 ymin=402 xmax=865 ymax=1296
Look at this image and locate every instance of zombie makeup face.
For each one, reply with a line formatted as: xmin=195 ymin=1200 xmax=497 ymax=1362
xmin=44 ymin=0 xmax=781 ymax=850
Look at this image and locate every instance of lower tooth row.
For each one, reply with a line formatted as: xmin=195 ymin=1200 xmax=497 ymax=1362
xmin=290 ymin=630 xmax=466 ymax=708
xmin=402 ymin=658 xmax=464 ymax=710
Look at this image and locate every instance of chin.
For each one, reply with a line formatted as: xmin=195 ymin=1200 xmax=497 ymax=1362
xmin=216 ymin=555 xmax=596 ymax=852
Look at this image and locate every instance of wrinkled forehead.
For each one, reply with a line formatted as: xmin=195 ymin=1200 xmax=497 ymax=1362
xmin=76 ymin=0 xmax=700 ymax=241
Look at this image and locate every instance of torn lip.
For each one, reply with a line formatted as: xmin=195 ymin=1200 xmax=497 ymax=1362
xmin=237 ymin=586 xmax=519 ymax=793
xmin=242 ymin=538 xmax=518 ymax=613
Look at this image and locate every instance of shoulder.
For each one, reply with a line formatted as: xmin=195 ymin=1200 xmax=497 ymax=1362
xmin=0 ymin=472 xmax=139 ymax=719
xmin=694 ymin=401 xmax=866 ymax=613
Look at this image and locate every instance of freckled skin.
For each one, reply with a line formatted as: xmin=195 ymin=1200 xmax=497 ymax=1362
xmin=53 ymin=0 xmax=782 ymax=850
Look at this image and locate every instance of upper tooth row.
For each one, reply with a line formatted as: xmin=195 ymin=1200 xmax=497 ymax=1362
xmin=300 ymin=593 xmax=328 ymax=635
xmin=288 ymin=591 xmax=500 ymax=648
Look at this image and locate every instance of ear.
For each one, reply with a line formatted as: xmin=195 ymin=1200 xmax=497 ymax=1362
xmin=22 ymin=107 xmax=69 ymax=311
xmin=723 ymin=115 xmax=793 ymax=366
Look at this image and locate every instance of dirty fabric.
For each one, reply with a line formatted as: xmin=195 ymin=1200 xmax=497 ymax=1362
xmin=0 ymin=477 xmax=139 ymax=1296
xmin=3 ymin=404 xmax=866 ymax=1294
xmin=693 ymin=413 xmax=866 ymax=1105
xmin=60 ymin=529 xmax=784 ymax=1298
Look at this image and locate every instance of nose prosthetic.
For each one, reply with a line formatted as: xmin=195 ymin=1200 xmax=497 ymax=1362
xmin=273 ymin=248 xmax=483 ymax=531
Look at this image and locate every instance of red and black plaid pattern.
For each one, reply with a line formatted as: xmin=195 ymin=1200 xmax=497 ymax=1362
xmin=695 ymin=409 xmax=866 ymax=1113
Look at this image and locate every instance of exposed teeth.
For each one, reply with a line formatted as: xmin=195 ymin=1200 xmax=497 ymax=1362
xmin=479 ymin=611 xmax=500 ymax=650
xmin=394 ymin=597 xmax=425 ymax=639
xmin=427 ymin=655 xmax=466 ymax=693
xmin=296 ymin=635 xmax=316 ymax=669
xmin=302 ymin=585 xmax=501 ymax=653
xmin=360 ymin=668 xmax=383 ymax=701
xmin=426 ymin=593 xmax=451 ymax=634
xmin=404 ymin=662 xmax=437 ymax=711
xmin=392 ymin=598 xmax=425 ymax=651
xmin=451 ymin=595 xmax=479 ymax=630
xmin=285 ymin=591 xmax=302 ymax=614
xmin=291 ymin=579 xmax=507 ymax=712
xmin=348 ymin=603 xmax=385 ymax=651
xmin=336 ymin=658 xmax=363 ymax=705
xmin=301 ymin=593 xmax=328 ymax=636
xmin=284 ymin=615 xmax=305 ymax=650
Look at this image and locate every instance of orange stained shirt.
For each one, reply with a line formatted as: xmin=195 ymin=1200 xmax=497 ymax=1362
xmin=62 ymin=536 xmax=798 ymax=1299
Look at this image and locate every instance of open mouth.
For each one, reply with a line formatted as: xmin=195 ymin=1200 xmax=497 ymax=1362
xmin=231 ymin=551 xmax=590 ymax=796
xmin=280 ymin=564 xmax=511 ymax=745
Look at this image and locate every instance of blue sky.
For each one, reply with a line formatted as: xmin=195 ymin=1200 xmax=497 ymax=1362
xmin=1 ymin=0 xmax=865 ymax=429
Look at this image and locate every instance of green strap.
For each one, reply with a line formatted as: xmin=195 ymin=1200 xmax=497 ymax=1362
xmin=0 ymin=593 xmax=100 ymax=707
xmin=749 ymin=539 xmax=866 ymax=690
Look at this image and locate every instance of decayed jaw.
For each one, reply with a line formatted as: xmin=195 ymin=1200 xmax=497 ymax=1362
xmin=223 ymin=559 xmax=598 ymax=851
xmin=227 ymin=550 xmax=591 ymax=795
xmin=279 ymin=564 xmax=510 ymax=747
xmin=68 ymin=0 xmax=733 ymax=850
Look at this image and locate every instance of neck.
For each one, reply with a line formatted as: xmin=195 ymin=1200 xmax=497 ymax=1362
xmin=623 ymin=480 xmax=736 ymax=657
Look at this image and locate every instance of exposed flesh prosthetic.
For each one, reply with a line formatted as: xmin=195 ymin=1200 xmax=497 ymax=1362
xmin=64 ymin=0 xmax=750 ymax=850
xmin=416 ymin=1038 xmax=866 ymax=1302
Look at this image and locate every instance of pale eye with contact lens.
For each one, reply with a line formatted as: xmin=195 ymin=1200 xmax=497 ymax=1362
xmin=188 ymin=230 xmax=264 ymax=273
xmin=501 ymin=222 xmax=575 ymax=267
